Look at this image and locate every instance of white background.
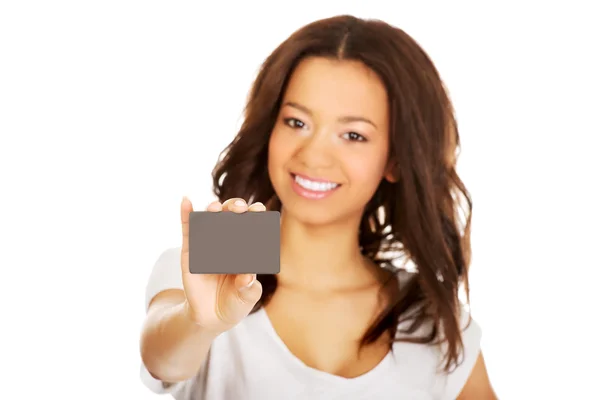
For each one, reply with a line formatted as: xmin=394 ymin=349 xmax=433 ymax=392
xmin=1 ymin=1 xmax=598 ymax=399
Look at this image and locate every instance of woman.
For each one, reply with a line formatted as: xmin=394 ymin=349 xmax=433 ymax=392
xmin=139 ymin=15 xmax=497 ymax=400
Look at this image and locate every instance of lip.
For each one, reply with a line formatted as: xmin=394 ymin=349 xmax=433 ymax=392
xmin=291 ymin=172 xmax=340 ymax=185
xmin=290 ymin=173 xmax=341 ymax=200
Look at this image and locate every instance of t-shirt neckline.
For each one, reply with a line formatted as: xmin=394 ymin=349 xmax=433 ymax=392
xmin=256 ymin=307 xmax=395 ymax=387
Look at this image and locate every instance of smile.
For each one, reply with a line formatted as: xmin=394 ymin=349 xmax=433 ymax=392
xmin=294 ymin=175 xmax=339 ymax=191
xmin=290 ymin=173 xmax=341 ymax=200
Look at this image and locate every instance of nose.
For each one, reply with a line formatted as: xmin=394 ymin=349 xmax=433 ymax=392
xmin=294 ymin=130 xmax=335 ymax=170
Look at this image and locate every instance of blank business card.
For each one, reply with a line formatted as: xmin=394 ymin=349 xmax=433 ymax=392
xmin=189 ymin=211 xmax=281 ymax=274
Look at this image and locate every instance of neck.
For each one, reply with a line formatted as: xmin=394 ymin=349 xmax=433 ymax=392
xmin=277 ymin=208 xmax=372 ymax=290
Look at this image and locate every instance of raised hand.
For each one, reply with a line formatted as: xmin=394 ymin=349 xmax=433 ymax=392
xmin=179 ymin=197 xmax=265 ymax=333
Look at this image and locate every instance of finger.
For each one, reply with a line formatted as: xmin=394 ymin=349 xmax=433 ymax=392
xmin=180 ymin=196 xmax=194 ymax=273
xmin=222 ymin=198 xmax=248 ymax=214
xmin=206 ymin=200 xmax=223 ymax=212
xmin=248 ymin=202 xmax=266 ymax=212
xmin=234 ymin=274 xmax=263 ymax=305
xmin=181 ymin=196 xmax=194 ymax=247
xmin=218 ymin=274 xmax=262 ymax=325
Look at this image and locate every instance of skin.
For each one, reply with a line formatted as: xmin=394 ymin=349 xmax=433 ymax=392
xmin=140 ymin=57 xmax=497 ymax=398
xmin=265 ymin=57 xmax=398 ymax=377
xmin=140 ymin=198 xmax=265 ymax=382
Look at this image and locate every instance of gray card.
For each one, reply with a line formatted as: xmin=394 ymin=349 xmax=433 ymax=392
xmin=189 ymin=211 xmax=281 ymax=274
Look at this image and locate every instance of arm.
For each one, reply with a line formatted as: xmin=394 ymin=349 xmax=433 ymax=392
xmin=139 ymin=289 xmax=220 ymax=383
xmin=440 ymin=306 xmax=497 ymax=400
xmin=139 ymin=199 xmax=264 ymax=388
xmin=456 ymin=351 xmax=497 ymax=400
xmin=456 ymin=352 xmax=498 ymax=400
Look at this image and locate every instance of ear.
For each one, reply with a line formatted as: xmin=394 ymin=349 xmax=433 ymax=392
xmin=384 ymin=160 xmax=399 ymax=183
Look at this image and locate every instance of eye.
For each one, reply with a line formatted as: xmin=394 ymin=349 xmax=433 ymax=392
xmin=283 ymin=118 xmax=306 ymax=129
xmin=342 ymin=131 xmax=367 ymax=142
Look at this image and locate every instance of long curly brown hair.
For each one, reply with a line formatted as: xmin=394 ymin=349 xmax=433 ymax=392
xmin=212 ymin=15 xmax=473 ymax=373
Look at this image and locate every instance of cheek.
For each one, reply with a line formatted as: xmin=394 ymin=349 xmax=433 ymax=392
xmin=344 ymin=148 xmax=388 ymax=189
xmin=348 ymin=164 xmax=386 ymax=191
xmin=268 ymin=129 xmax=293 ymax=176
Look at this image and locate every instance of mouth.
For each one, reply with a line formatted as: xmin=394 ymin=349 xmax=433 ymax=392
xmin=290 ymin=173 xmax=341 ymax=199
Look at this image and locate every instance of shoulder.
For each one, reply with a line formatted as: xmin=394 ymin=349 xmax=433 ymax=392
xmin=144 ymin=247 xmax=184 ymax=311
xmin=426 ymin=306 xmax=496 ymax=399
xmin=443 ymin=307 xmax=496 ymax=398
xmin=436 ymin=305 xmax=484 ymax=399
xmin=391 ymin=304 xmax=484 ymax=398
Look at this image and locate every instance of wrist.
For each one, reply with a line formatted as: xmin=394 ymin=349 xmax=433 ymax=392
xmin=181 ymin=300 xmax=224 ymax=337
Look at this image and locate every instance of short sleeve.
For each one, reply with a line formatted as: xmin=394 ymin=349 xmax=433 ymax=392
xmin=439 ymin=306 xmax=483 ymax=400
xmin=140 ymin=247 xmax=187 ymax=395
xmin=144 ymin=247 xmax=185 ymax=311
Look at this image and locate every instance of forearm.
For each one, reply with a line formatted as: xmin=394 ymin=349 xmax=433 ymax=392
xmin=140 ymin=299 xmax=220 ymax=382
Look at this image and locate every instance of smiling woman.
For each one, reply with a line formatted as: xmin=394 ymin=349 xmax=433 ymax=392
xmin=267 ymin=57 xmax=392 ymax=225
xmin=139 ymin=14 xmax=497 ymax=400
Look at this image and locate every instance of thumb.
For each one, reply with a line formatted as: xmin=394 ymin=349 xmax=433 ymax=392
xmin=234 ymin=274 xmax=263 ymax=306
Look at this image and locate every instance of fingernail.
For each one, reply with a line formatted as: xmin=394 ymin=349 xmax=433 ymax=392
xmin=243 ymin=274 xmax=256 ymax=289
xmin=207 ymin=202 xmax=221 ymax=211
xmin=234 ymin=200 xmax=245 ymax=207
xmin=252 ymin=202 xmax=264 ymax=208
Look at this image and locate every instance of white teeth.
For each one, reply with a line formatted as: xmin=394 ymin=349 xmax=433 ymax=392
xmin=294 ymin=175 xmax=339 ymax=192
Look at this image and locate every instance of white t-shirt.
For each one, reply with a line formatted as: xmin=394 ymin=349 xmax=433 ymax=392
xmin=141 ymin=247 xmax=482 ymax=400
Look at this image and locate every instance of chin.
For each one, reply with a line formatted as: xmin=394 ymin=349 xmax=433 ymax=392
xmin=278 ymin=194 xmax=365 ymax=229
xmin=282 ymin=203 xmax=343 ymax=227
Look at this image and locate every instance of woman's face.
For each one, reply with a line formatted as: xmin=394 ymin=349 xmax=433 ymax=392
xmin=268 ymin=57 xmax=393 ymax=226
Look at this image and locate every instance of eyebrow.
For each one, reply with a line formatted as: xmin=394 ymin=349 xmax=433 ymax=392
xmin=283 ymin=101 xmax=378 ymax=129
